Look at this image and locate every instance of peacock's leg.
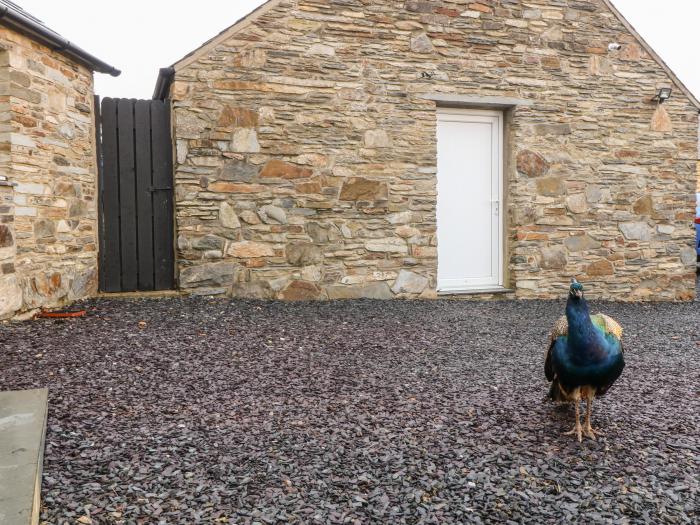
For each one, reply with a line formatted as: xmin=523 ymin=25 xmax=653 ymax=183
xmin=563 ymin=389 xmax=583 ymax=442
xmin=583 ymin=388 xmax=603 ymax=439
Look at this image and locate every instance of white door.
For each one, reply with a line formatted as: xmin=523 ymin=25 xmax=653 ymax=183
xmin=436 ymin=108 xmax=503 ymax=292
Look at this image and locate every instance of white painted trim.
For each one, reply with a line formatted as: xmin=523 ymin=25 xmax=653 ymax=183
xmin=438 ymin=287 xmax=513 ymax=296
xmin=423 ymin=93 xmax=533 ymax=108
xmin=436 ymin=107 xmax=504 ymax=292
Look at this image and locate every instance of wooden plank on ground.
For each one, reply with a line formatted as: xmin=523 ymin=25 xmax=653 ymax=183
xmin=0 ymin=389 xmax=49 ymax=525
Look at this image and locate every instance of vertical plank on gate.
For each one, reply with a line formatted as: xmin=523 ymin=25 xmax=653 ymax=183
xmin=151 ymin=100 xmax=175 ymax=290
xmin=117 ymin=99 xmax=138 ymax=292
xmin=135 ymin=100 xmax=154 ymax=291
xmin=94 ymin=95 xmax=106 ymax=292
xmin=100 ymin=98 xmax=121 ymax=292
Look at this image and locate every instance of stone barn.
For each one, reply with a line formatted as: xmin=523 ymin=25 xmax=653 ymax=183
xmin=154 ymin=0 xmax=699 ymax=302
xmin=0 ymin=1 xmax=119 ymax=319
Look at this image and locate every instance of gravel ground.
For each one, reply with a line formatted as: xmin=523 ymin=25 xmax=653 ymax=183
xmin=1 ymin=293 xmax=698 ymax=524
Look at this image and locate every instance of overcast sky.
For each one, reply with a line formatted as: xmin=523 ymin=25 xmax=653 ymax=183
xmin=15 ymin=0 xmax=700 ymax=101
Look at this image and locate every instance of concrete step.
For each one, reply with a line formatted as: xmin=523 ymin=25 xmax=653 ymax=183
xmin=0 ymin=389 xmax=48 ymax=525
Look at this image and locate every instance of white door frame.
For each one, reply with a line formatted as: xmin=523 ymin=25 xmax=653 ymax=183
xmin=436 ymin=107 xmax=504 ymax=293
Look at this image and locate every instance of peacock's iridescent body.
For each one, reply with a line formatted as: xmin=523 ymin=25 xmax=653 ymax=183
xmin=545 ymin=279 xmax=625 ymax=442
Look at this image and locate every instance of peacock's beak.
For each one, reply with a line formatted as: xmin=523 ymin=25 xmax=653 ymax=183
xmin=574 ymin=290 xmax=583 ymax=299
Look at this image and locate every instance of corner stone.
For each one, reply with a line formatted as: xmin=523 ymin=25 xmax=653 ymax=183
xmin=339 ymin=178 xmax=388 ymax=201
xmin=231 ymin=128 xmax=260 ymax=153
xmin=259 ymin=205 xmax=287 ymax=225
xmin=180 ymin=262 xmax=237 ymax=288
xmin=633 ymin=195 xmax=654 ymax=216
xmin=619 ymin=222 xmax=652 ymax=241
xmin=564 ymin=234 xmax=600 ymax=252
xmin=410 ymin=32 xmax=435 ymax=53
xmin=534 ymin=123 xmax=571 ymax=136
xmin=566 ymin=194 xmax=588 ymax=214
xmin=586 ymin=260 xmax=615 ymax=277
xmin=327 ymin=282 xmax=394 ymax=300
xmin=218 ymin=105 xmax=259 ymax=128
xmin=364 ymin=129 xmax=392 ymax=148
xmin=540 ymin=247 xmax=567 ymax=270
xmin=0 ymin=274 xmax=22 ymax=319
xmin=391 ymin=270 xmax=429 ymax=294
xmin=650 ymin=105 xmax=672 ymax=133
xmin=680 ymin=247 xmax=696 ymax=266
xmin=0 ymin=224 xmax=14 ymax=248
xmin=260 ymin=160 xmax=312 ymax=180
xmin=516 ymin=150 xmax=549 ymax=178
xmin=229 ymin=281 xmax=274 ymax=300
xmin=228 ymin=241 xmax=275 ymax=258
xmin=537 ymin=177 xmax=566 ymax=197
xmin=365 ymin=238 xmax=408 ymax=254
xmin=219 ymin=202 xmax=241 ymax=229
xmin=287 ymin=242 xmax=323 ymax=266
xmin=279 ymin=281 xmax=323 ymax=301
xmin=217 ymin=159 xmax=259 ymax=182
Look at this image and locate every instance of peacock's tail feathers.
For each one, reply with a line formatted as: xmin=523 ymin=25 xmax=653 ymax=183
xmin=547 ymin=313 xmax=623 ymax=345
xmin=548 ymin=379 xmax=568 ymax=401
xmin=590 ymin=314 xmax=623 ymax=341
xmin=548 ymin=316 xmax=569 ymax=344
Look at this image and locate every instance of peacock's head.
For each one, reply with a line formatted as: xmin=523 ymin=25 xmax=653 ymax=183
xmin=569 ymin=278 xmax=584 ymax=300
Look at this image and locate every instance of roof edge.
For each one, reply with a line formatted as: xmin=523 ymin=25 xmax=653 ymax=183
xmin=153 ymin=67 xmax=174 ymax=100
xmin=172 ymin=0 xmax=282 ymax=73
xmin=152 ymin=0 xmax=281 ymax=100
xmin=156 ymin=0 xmax=700 ymax=112
xmin=0 ymin=2 xmax=120 ymax=76
xmin=603 ymin=0 xmax=699 ymax=111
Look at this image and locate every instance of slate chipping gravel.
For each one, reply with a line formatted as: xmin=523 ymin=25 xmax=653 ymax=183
xmin=1 ymin=295 xmax=698 ymax=524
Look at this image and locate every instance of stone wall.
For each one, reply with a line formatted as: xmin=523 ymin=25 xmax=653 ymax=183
xmin=170 ymin=0 xmax=699 ymax=301
xmin=0 ymin=28 xmax=98 ymax=318
xmin=0 ymin=181 xmax=21 ymax=318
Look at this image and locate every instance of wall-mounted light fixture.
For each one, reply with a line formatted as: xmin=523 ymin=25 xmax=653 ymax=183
xmin=652 ymin=87 xmax=672 ymax=104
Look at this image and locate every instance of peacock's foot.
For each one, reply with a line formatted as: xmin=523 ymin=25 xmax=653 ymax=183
xmin=564 ymin=424 xmax=583 ymax=443
xmin=583 ymin=424 xmax=604 ymax=440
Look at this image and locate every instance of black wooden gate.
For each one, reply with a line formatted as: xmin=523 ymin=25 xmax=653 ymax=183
xmin=97 ymin=97 xmax=175 ymax=293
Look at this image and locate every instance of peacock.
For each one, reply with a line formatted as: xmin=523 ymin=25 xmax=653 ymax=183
xmin=545 ymin=279 xmax=625 ymax=442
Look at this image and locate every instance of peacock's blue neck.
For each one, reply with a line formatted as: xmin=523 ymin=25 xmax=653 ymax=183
xmin=566 ymin=295 xmax=598 ymax=350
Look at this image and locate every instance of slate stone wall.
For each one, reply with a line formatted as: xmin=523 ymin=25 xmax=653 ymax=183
xmin=0 ymin=28 xmax=98 ymax=318
xmin=0 ymin=182 xmax=21 ymax=318
xmin=170 ymin=0 xmax=698 ymax=301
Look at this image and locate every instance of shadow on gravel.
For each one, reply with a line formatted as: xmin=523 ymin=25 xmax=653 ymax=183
xmin=1 ymin=295 xmax=698 ymax=524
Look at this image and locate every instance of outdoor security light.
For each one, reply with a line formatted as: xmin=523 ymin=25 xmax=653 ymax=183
xmin=653 ymin=87 xmax=672 ymax=104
